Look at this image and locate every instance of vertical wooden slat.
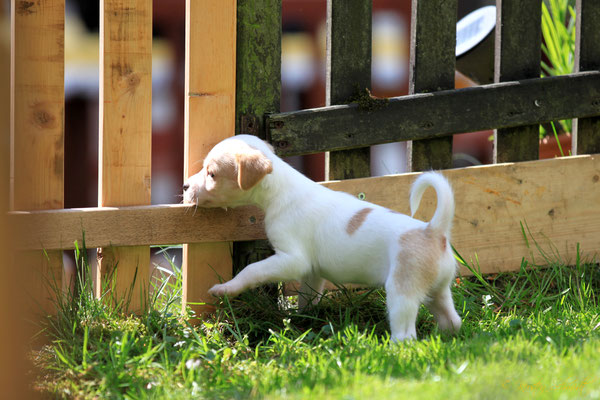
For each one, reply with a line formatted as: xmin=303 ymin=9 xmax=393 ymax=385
xmin=182 ymin=0 xmax=236 ymax=319
xmin=11 ymin=0 xmax=65 ymax=314
xmin=1 ymin=12 xmax=27 ymax=397
xmin=326 ymin=0 xmax=372 ymax=180
xmin=233 ymin=0 xmax=281 ymax=275
xmin=408 ymin=0 xmax=457 ymax=171
xmin=493 ymin=0 xmax=542 ymax=162
xmin=97 ymin=0 xmax=152 ymax=312
xmin=573 ymin=0 xmax=600 ymax=155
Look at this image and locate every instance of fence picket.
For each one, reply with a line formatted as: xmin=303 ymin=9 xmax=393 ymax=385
xmin=494 ymin=0 xmax=542 ymax=162
xmin=97 ymin=0 xmax=152 ymax=312
xmin=11 ymin=0 xmax=65 ymax=314
xmin=182 ymin=0 xmax=236 ymax=319
xmin=573 ymin=0 xmax=600 ymax=154
xmin=408 ymin=0 xmax=457 ymax=171
xmin=326 ymin=0 xmax=372 ymax=180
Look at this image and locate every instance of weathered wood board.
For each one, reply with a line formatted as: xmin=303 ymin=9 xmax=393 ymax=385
xmin=232 ymin=0 xmax=281 ymax=275
xmin=267 ymin=71 xmax=600 ymax=157
xmin=494 ymin=0 xmax=541 ymax=163
xmin=12 ymin=155 xmax=600 ymax=276
xmin=326 ymin=0 xmax=372 ymax=180
xmin=408 ymin=0 xmax=456 ymax=171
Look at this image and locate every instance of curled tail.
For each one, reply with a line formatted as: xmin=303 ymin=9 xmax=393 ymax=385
xmin=409 ymin=172 xmax=455 ymax=237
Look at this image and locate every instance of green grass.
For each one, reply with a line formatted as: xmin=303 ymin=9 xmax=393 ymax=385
xmin=33 ymin=236 xmax=600 ymax=399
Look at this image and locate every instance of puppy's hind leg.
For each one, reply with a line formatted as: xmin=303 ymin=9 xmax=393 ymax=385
xmin=425 ymin=284 xmax=462 ymax=334
xmin=297 ymin=274 xmax=325 ymax=310
xmin=385 ymin=278 xmax=422 ymax=342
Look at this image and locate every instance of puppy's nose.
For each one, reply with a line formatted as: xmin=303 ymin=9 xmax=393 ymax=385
xmin=183 ymin=183 xmax=190 ymax=191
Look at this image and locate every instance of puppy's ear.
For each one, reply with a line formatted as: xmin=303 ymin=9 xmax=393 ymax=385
xmin=236 ymin=150 xmax=273 ymax=190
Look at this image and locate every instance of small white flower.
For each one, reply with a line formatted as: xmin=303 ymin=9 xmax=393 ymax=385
xmin=146 ymin=381 xmax=158 ymax=390
xmin=186 ymin=358 xmax=201 ymax=370
xmin=482 ymin=294 xmax=493 ymax=308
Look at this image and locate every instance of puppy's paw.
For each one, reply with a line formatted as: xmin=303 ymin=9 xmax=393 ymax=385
xmin=208 ymin=283 xmax=238 ymax=298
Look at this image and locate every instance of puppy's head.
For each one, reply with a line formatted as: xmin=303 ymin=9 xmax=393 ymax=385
xmin=183 ymin=137 xmax=273 ymax=208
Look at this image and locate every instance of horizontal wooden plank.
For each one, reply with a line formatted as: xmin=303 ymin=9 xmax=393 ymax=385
xmin=10 ymin=204 xmax=265 ymax=250
xmin=10 ymin=155 xmax=600 ymax=276
xmin=267 ymin=71 xmax=600 ymax=156
xmin=327 ymin=154 xmax=600 ymax=275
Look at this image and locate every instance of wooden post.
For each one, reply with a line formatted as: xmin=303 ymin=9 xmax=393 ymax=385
xmin=326 ymin=0 xmax=372 ymax=180
xmin=2 ymin=10 xmax=27 ymax=397
xmin=97 ymin=0 xmax=152 ymax=313
xmin=573 ymin=0 xmax=600 ymax=155
xmin=493 ymin=0 xmax=542 ymax=162
xmin=182 ymin=0 xmax=236 ymax=319
xmin=11 ymin=0 xmax=65 ymax=314
xmin=408 ymin=0 xmax=457 ymax=171
xmin=233 ymin=0 xmax=281 ymax=275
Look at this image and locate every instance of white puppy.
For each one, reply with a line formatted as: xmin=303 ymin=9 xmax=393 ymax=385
xmin=183 ymin=135 xmax=461 ymax=341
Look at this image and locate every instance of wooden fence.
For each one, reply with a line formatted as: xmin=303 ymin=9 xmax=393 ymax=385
xmin=8 ymin=0 xmax=600 ymax=317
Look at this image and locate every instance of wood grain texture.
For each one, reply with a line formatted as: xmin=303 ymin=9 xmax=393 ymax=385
xmin=267 ymin=72 xmax=600 ymax=156
xmin=1 ymin=26 xmax=32 ymax=397
xmin=326 ymin=0 xmax=372 ymax=180
xmin=573 ymin=0 xmax=600 ymax=155
xmin=98 ymin=0 xmax=152 ymax=312
xmin=493 ymin=0 xmax=542 ymax=162
xmin=10 ymin=204 xmax=265 ymax=250
xmin=11 ymin=0 xmax=65 ymax=314
xmin=408 ymin=0 xmax=457 ymax=171
xmin=183 ymin=0 xmax=236 ymax=319
xmin=12 ymin=156 xmax=600 ymax=277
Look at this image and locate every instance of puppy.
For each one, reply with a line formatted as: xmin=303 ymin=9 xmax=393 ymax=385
xmin=183 ymin=135 xmax=461 ymax=341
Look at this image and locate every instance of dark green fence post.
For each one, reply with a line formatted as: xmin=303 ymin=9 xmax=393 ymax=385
xmin=326 ymin=0 xmax=372 ymax=180
xmin=409 ymin=0 xmax=457 ymax=171
xmin=573 ymin=0 xmax=600 ymax=155
xmin=233 ymin=0 xmax=281 ymax=273
xmin=493 ymin=0 xmax=542 ymax=162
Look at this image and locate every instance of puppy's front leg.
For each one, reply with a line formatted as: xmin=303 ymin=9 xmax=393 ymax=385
xmin=208 ymin=252 xmax=308 ymax=298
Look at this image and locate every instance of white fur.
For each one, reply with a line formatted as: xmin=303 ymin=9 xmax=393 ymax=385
xmin=183 ymin=135 xmax=462 ymax=341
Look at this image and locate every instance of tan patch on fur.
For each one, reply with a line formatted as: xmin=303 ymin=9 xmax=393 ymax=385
xmin=395 ymin=228 xmax=446 ymax=296
xmin=346 ymin=208 xmax=374 ymax=235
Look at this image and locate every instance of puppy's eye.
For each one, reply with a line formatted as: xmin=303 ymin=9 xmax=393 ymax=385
xmin=207 ymin=170 xmax=215 ymax=179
